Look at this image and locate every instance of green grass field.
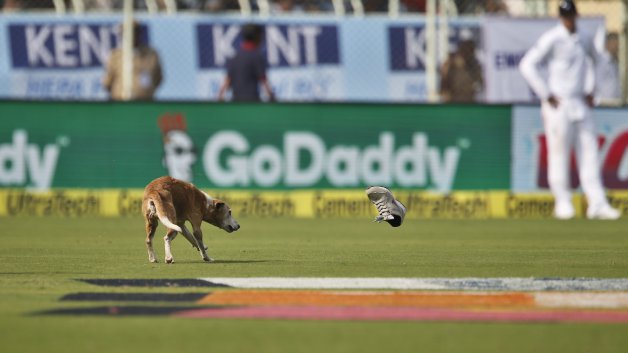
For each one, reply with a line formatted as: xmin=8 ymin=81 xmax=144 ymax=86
xmin=1 ymin=216 xmax=628 ymax=353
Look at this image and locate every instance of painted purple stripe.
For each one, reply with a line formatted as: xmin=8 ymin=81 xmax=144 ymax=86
xmin=175 ymin=306 xmax=628 ymax=323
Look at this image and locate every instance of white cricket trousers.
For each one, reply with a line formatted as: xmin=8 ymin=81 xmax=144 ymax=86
xmin=541 ymin=101 xmax=608 ymax=209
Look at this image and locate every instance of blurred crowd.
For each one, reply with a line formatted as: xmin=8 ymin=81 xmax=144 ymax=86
xmin=0 ymin=0 xmax=511 ymax=14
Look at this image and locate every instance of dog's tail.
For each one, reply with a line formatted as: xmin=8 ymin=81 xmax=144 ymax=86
xmin=147 ymin=198 xmax=182 ymax=233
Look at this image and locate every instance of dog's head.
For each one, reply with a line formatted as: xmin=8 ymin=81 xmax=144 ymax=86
xmin=204 ymin=199 xmax=240 ymax=233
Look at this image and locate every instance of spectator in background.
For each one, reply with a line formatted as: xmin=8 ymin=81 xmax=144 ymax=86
xmin=401 ymin=0 xmax=425 ymax=13
xmin=2 ymin=0 xmax=20 ymax=10
xmin=102 ymin=21 xmax=163 ymax=100
xmin=439 ymin=30 xmax=483 ymax=103
xmin=83 ymin=0 xmax=115 ymax=11
xmin=363 ymin=0 xmax=387 ymax=13
xmin=84 ymin=0 xmax=200 ymax=11
xmin=596 ymin=32 xmax=621 ymax=104
xmin=204 ymin=0 xmax=240 ymax=12
xmin=218 ymin=23 xmax=275 ymax=102
xmin=271 ymin=0 xmax=303 ymax=13
xmin=484 ymin=0 xmax=508 ymax=14
xmin=2 ymin=0 xmax=54 ymax=11
xmin=302 ymin=0 xmax=322 ymax=12
xmin=454 ymin=0 xmax=507 ymax=14
xmin=519 ymin=0 xmax=620 ymax=220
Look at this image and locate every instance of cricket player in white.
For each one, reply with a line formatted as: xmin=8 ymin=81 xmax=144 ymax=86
xmin=519 ymin=0 xmax=620 ymax=220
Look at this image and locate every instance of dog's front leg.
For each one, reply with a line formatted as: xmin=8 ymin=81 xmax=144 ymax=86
xmin=192 ymin=225 xmax=213 ymax=262
xmin=181 ymin=225 xmax=206 ymax=251
xmin=164 ymin=229 xmax=178 ymax=264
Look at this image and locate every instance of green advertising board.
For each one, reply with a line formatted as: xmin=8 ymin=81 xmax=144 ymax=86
xmin=0 ymin=101 xmax=511 ymax=190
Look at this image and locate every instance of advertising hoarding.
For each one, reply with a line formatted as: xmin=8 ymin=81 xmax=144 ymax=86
xmin=0 ymin=101 xmax=511 ymax=191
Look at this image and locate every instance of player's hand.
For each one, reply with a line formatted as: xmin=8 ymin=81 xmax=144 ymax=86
xmin=585 ymin=94 xmax=595 ymax=107
xmin=547 ymin=95 xmax=559 ymax=108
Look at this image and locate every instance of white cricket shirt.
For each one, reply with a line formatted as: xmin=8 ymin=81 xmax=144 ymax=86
xmin=519 ymin=23 xmax=599 ymax=101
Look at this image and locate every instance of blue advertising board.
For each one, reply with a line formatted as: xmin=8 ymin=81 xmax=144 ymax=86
xmin=0 ymin=14 xmax=480 ymax=101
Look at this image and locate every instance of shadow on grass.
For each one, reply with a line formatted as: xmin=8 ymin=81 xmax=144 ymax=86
xmin=140 ymin=259 xmax=280 ymax=265
xmin=211 ymin=259 xmax=278 ymax=264
xmin=0 ymin=271 xmax=93 ymax=275
xmin=155 ymin=259 xmax=281 ymax=265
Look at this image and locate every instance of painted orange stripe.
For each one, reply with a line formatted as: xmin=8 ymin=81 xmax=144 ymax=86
xmin=197 ymin=290 xmax=535 ymax=308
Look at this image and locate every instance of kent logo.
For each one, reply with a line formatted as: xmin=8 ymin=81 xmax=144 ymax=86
xmin=202 ymin=131 xmax=462 ymax=192
xmin=8 ymin=23 xmax=144 ymax=69
xmin=0 ymin=130 xmax=67 ymax=190
xmin=389 ymin=26 xmax=427 ymax=71
xmin=196 ymin=23 xmax=340 ymax=69
xmin=388 ymin=26 xmax=480 ymax=72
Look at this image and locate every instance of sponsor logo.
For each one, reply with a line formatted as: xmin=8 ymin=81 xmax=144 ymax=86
xmin=117 ymin=190 xmax=143 ymax=217
xmin=157 ymin=113 xmax=197 ymax=182
xmin=196 ymin=23 xmax=340 ymax=69
xmin=8 ymin=23 xmax=132 ymax=69
xmin=4 ymin=190 xmax=100 ymax=216
xmin=537 ymin=132 xmax=628 ymax=189
xmin=202 ymin=131 xmax=462 ymax=191
xmin=313 ymin=193 xmax=372 ymax=218
xmin=506 ymin=194 xmax=554 ymax=218
xmin=608 ymin=193 xmax=628 ymax=214
xmin=388 ymin=25 xmax=480 ymax=72
xmin=0 ymin=130 xmax=67 ymax=189
xmin=401 ymin=192 xmax=490 ymax=219
xmin=602 ymin=131 xmax=628 ymax=188
xmin=493 ymin=51 xmax=526 ymax=70
xmin=213 ymin=193 xmax=296 ymax=217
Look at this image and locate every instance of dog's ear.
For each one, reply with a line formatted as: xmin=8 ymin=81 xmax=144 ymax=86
xmin=212 ymin=199 xmax=225 ymax=209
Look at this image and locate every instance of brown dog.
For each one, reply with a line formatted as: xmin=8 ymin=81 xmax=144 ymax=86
xmin=142 ymin=176 xmax=240 ymax=263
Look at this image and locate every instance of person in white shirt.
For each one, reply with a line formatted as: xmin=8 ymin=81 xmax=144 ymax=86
xmin=519 ymin=0 xmax=620 ymax=220
xmin=595 ymin=33 xmax=621 ymax=104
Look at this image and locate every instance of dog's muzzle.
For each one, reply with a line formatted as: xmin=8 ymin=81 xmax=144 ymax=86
xmin=226 ymin=224 xmax=240 ymax=233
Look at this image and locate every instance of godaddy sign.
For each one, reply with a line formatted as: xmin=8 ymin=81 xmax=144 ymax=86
xmin=0 ymin=130 xmax=66 ymax=190
xmin=0 ymin=102 xmax=511 ymax=190
xmin=203 ymin=131 xmax=461 ymax=192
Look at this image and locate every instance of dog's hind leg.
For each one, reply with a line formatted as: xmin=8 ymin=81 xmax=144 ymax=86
xmin=164 ymin=229 xmax=178 ymax=264
xmin=145 ymin=217 xmax=159 ymax=263
xmin=144 ymin=201 xmax=159 ymax=263
xmin=150 ymin=198 xmax=181 ymax=264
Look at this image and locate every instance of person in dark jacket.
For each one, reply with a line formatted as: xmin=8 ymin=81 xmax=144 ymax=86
xmin=218 ymin=23 xmax=275 ymax=102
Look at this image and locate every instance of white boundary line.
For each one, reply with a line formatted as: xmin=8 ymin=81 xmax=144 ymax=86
xmin=198 ymin=277 xmax=628 ymax=291
xmin=535 ymin=293 xmax=628 ymax=308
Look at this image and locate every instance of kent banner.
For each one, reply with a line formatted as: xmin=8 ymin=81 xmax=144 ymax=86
xmin=0 ymin=14 xmax=480 ymax=102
